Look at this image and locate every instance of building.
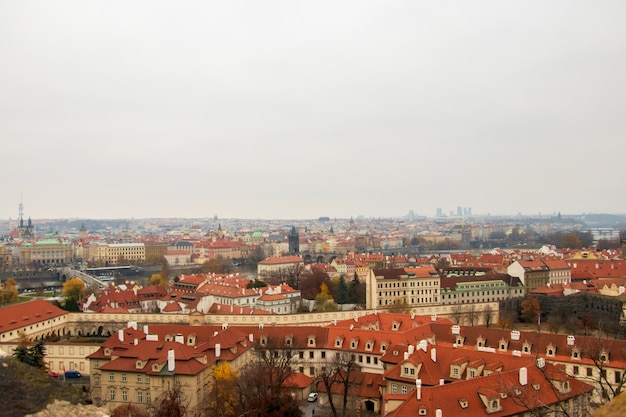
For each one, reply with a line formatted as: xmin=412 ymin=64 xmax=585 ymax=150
xmin=257 ymin=255 xmax=304 ymax=279
xmin=366 ymin=267 xmax=441 ymax=310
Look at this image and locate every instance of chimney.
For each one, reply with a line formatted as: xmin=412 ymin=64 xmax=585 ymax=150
xmin=436 ymin=410 xmax=442 ymax=417
xmin=143 ymin=325 xmax=149 ymax=334
xmin=408 ymin=345 xmax=415 ymax=355
xmin=439 ymin=379 xmax=444 ymax=386
xmin=134 ymin=338 xmax=138 ymax=345
xmin=416 ymin=379 xmax=422 ymax=400
xmin=249 ymin=333 xmax=254 ymax=343
xmin=215 ymin=343 xmax=221 ymax=358
xmin=519 ymin=367 xmax=528 ymax=386
xmin=403 ymin=352 xmax=409 ymax=360
xmin=175 ymin=334 xmax=184 ymax=344
xmin=167 ymin=349 xmax=175 ymax=372
xmin=118 ymin=329 xmax=124 ymax=342
xmin=431 ymin=348 xmax=437 ymax=363
xmin=128 ymin=321 xmax=137 ymax=330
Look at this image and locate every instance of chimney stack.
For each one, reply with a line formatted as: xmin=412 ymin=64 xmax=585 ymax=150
xmin=167 ymin=349 xmax=175 ymax=372
xmin=416 ymin=379 xmax=422 ymax=400
xmin=118 ymin=329 xmax=124 ymax=342
xmin=519 ymin=367 xmax=528 ymax=386
xmin=215 ymin=343 xmax=221 ymax=358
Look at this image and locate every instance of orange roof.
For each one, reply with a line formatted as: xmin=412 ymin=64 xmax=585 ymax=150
xmin=0 ymin=300 xmax=67 ymax=334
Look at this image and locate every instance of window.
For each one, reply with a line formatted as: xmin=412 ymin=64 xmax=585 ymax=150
xmin=401 ymin=385 xmax=407 ymax=394
xmin=309 ymin=351 xmax=314 ymax=359
xmin=616 ymin=371 xmax=622 ymax=384
xmin=122 ymin=390 xmax=128 ymax=402
xmin=94 ymin=374 xmax=100 ymax=387
xmin=137 ymin=390 xmax=143 ymax=403
xmin=321 ymin=351 xmax=326 ymax=359
xmin=587 ymin=368 xmax=593 ymax=377
xmin=310 ymin=367 xmax=315 ymax=375
xmin=299 ymin=352 xmax=304 ymax=359
xmin=392 ymin=384 xmax=397 ymax=394
xmin=121 ymin=373 xmax=127 ymax=382
xmin=146 ymin=391 xmax=151 ymax=404
xmin=573 ymin=366 xmax=579 ymax=375
xmin=109 ymin=372 xmax=115 ymax=381
xmin=109 ymin=388 xmax=116 ymax=401
xmin=137 ymin=374 xmax=142 ymax=383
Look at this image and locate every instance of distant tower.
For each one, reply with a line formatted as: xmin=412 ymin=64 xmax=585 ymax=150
xmin=436 ymin=208 xmax=443 ymax=217
xmin=288 ymin=226 xmax=299 ymax=254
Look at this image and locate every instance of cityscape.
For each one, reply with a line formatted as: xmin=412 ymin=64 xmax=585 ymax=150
xmin=1 ymin=201 xmax=626 ymax=416
xmin=2 ymin=1 xmax=626 ymax=416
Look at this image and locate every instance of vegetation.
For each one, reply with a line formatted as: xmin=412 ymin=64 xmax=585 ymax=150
xmin=0 ymin=357 xmax=89 ymax=417
xmin=0 ymin=277 xmax=19 ymax=305
xmin=13 ymin=335 xmax=46 ymax=369
xmin=62 ymin=277 xmax=85 ymax=311
xmin=149 ymin=273 xmax=168 ymax=287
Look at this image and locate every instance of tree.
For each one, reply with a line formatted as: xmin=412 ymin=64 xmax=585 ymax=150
xmin=111 ymin=404 xmax=150 ymax=417
xmin=451 ymin=304 xmax=464 ymax=325
xmin=581 ymin=333 xmax=626 ymax=404
xmin=201 ymin=258 xmax=226 ymax=274
xmin=151 ymin=384 xmax=187 ymax=417
xmin=149 ymin=273 xmax=168 ymax=287
xmin=520 ymin=295 xmax=541 ymax=324
xmin=314 ymin=283 xmax=339 ymax=312
xmin=464 ymin=304 xmax=478 ymax=326
xmin=333 ymin=275 xmax=349 ymax=305
xmin=63 ymin=277 xmax=85 ymax=301
xmin=561 ymin=233 xmax=583 ymax=249
xmin=204 ymin=362 xmax=239 ymax=417
xmin=13 ymin=335 xmax=46 ymax=369
xmin=319 ymin=351 xmax=360 ymax=417
xmin=0 ymin=277 xmax=18 ymax=304
xmin=483 ymin=304 xmax=494 ymax=328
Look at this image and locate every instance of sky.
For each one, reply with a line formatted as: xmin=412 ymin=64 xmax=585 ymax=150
xmin=1 ymin=1 xmax=625 ymax=220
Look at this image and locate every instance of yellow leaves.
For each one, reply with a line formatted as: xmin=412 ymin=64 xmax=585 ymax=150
xmin=213 ymin=362 xmax=237 ymax=381
xmin=149 ymin=273 xmax=168 ymax=287
xmin=62 ymin=277 xmax=85 ymax=301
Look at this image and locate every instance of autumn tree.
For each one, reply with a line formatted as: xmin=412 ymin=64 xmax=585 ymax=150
xmin=314 ymin=283 xmax=338 ymax=312
xmin=203 ymin=362 xmax=239 ymax=417
xmin=151 ymin=384 xmax=187 ymax=417
xmin=111 ymin=403 xmax=150 ymax=417
xmin=299 ymin=269 xmax=331 ymax=300
xmin=451 ymin=304 xmax=464 ymax=325
xmin=201 ymin=258 xmax=226 ymax=274
xmin=561 ymin=232 xmax=583 ymax=249
xmin=520 ymin=295 xmax=541 ymax=324
xmin=464 ymin=304 xmax=478 ymax=326
xmin=149 ymin=273 xmax=168 ymax=287
xmin=0 ymin=277 xmax=18 ymax=304
xmin=63 ymin=277 xmax=85 ymax=311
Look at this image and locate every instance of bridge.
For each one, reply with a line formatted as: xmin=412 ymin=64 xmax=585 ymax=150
xmin=58 ymin=267 xmax=107 ymax=289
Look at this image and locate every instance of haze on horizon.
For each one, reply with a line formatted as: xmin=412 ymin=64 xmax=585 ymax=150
xmin=1 ymin=1 xmax=625 ymax=221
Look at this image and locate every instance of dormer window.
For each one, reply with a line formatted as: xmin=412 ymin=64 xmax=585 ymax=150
xmin=522 ymin=342 xmax=531 ymax=354
xmin=392 ymin=321 xmax=400 ymax=331
xmin=418 ymin=406 xmax=427 ymax=415
xmin=456 ymin=336 xmax=464 ymax=346
xmin=490 ymin=399 xmax=501 ymax=412
xmin=599 ymin=351 xmax=608 ymax=363
xmin=285 ymin=335 xmax=293 ymax=347
xmin=335 ymin=337 xmax=343 ymax=348
xmin=572 ymin=348 xmax=580 ymax=360
xmin=136 ymin=360 xmax=143 ymax=369
xmin=380 ymin=343 xmax=387 ymax=352
xmin=260 ymin=336 xmax=267 ymax=347
xmin=458 ymin=399 xmax=469 ymax=409
xmin=476 ymin=337 xmax=485 ymax=348
xmin=308 ymin=337 xmax=316 ymax=347
xmin=350 ymin=339 xmax=358 ymax=349
xmin=546 ymin=344 xmax=555 ymax=357
xmin=498 ymin=339 xmax=507 ymax=351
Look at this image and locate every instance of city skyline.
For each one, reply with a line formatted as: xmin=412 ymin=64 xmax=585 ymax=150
xmin=2 ymin=1 xmax=625 ymax=220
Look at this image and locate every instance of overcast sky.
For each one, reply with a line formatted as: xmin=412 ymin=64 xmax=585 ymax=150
xmin=1 ymin=1 xmax=625 ymax=220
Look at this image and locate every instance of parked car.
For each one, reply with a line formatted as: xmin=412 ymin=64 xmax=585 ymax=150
xmin=48 ymin=370 xmax=59 ymax=377
xmin=64 ymin=370 xmax=81 ymax=378
xmin=307 ymin=392 xmax=318 ymax=402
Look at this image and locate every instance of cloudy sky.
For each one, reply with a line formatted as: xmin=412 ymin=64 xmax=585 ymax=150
xmin=1 ymin=1 xmax=625 ymax=220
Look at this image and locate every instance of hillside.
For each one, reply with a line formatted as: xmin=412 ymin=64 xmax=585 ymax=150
xmin=0 ymin=356 xmax=90 ymax=417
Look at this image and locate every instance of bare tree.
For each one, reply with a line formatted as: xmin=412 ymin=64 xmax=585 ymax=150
xmin=319 ymin=351 xmax=360 ymax=417
xmin=465 ymin=304 xmax=478 ymax=326
xmin=483 ymin=304 xmax=494 ymax=328
xmin=450 ymin=304 xmax=463 ymax=325
xmin=580 ymin=332 xmax=626 ymax=405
